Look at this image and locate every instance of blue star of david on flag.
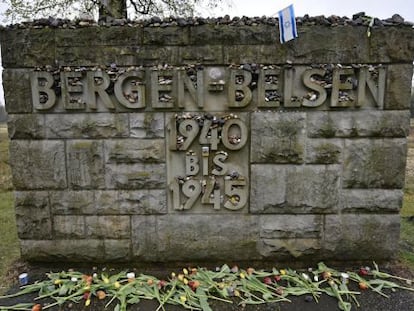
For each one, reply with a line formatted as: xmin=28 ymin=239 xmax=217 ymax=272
xmin=278 ymin=4 xmax=298 ymax=43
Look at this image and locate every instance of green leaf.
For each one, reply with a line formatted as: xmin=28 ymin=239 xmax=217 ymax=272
xmin=127 ymin=296 xmax=141 ymax=304
xmin=338 ymin=301 xmax=352 ymax=311
xmin=114 ymin=303 xmax=120 ymax=311
xmin=58 ymin=284 xmax=68 ymax=296
xmin=196 ymin=288 xmax=213 ymax=311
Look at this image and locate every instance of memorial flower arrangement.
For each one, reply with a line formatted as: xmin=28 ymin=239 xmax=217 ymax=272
xmin=0 ymin=262 xmax=413 ymax=311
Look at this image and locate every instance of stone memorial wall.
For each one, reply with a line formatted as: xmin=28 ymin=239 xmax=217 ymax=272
xmin=1 ymin=17 xmax=414 ymax=262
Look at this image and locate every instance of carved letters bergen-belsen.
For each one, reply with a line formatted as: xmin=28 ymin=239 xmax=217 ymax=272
xmin=30 ymin=65 xmax=386 ymax=111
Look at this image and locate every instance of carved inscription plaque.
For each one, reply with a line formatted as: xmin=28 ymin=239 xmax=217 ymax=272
xmin=166 ymin=113 xmax=249 ymax=213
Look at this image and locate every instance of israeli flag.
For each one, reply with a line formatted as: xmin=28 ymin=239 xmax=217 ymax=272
xmin=278 ymin=4 xmax=298 ymax=43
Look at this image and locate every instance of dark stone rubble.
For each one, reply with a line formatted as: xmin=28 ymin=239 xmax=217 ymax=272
xmin=1 ymin=12 xmax=413 ymax=30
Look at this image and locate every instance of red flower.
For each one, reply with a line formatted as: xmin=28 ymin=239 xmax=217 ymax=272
xmin=158 ymin=280 xmax=167 ymax=289
xmin=83 ymin=292 xmax=91 ymax=300
xmin=263 ymin=277 xmax=272 ymax=285
xmin=359 ymin=268 xmax=369 ymax=276
xmin=188 ymin=280 xmax=200 ymax=291
xmin=274 ymin=275 xmax=281 ymax=282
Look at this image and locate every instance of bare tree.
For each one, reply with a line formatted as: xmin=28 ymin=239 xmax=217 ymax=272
xmin=0 ymin=0 xmax=228 ymax=22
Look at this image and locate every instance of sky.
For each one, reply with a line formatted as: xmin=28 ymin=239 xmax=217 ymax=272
xmin=0 ymin=0 xmax=414 ymax=106
xmin=227 ymin=0 xmax=414 ymax=22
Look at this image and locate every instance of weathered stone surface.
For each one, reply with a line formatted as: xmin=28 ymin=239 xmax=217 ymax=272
xmin=104 ymin=239 xmax=131 ymax=261
xmin=323 ymin=214 xmax=400 ymax=260
xmin=224 ymin=44 xmax=287 ymax=64
xmin=85 ymin=216 xmax=130 ymax=239
xmin=105 ymin=163 xmax=166 ymax=189
xmin=20 ymin=240 xmax=105 ymax=262
xmin=292 ymin=26 xmax=369 ymax=63
xmin=129 ymin=113 xmax=165 ymax=138
xmin=67 ymin=140 xmax=105 ymax=189
xmin=189 ymin=25 xmax=278 ymax=45
xmin=133 ymin=215 xmax=260 ymax=261
xmin=135 ymin=46 xmax=180 ymax=66
xmin=251 ymin=112 xmax=306 ymax=163
xmin=50 ymin=191 xmax=95 ymax=215
xmin=307 ymin=111 xmax=410 ymax=138
xmin=157 ymin=215 xmax=259 ymax=261
xmin=259 ymin=215 xmax=322 ymax=239
xmin=385 ymin=65 xmax=414 ymax=110
xmin=105 ymin=139 xmax=165 ymax=164
xmin=339 ymin=189 xmax=403 ymax=212
xmin=56 ymin=27 xmax=142 ymax=47
xmin=343 ymin=139 xmax=407 ymax=188
xmin=96 ymin=190 xmax=167 ymax=214
xmin=370 ymin=27 xmax=414 ymax=63
xmin=251 ymin=165 xmax=339 ymax=213
xmin=286 ymin=166 xmax=340 ymax=211
xmin=2 ymin=23 xmax=413 ymax=263
xmin=305 ymin=139 xmax=343 ymax=164
xmin=55 ymin=46 xmax=140 ymax=67
xmin=250 ymin=165 xmax=286 ymax=212
xmin=179 ymin=45 xmax=224 ymax=64
xmin=131 ymin=216 xmax=158 ymax=261
xmin=53 ymin=215 xmax=85 ymax=239
xmin=2 ymin=69 xmax=32 ymax=113
xmin=15 ymin=191 xmax=51 ymax=239
xmin=258 ymin=238 xmax=321 ymax=259
xmin=0 ymin=29 xmax=56 ymax=67
xmin=9 ymin=140 xmax=66 ymax=190
xmin=7 ymin=114 xmax=45 ymax=139
xmin=143 ymin=27 xmax=189 ymax=45
xmin=45 ymin=114 xmax=129 ymax=138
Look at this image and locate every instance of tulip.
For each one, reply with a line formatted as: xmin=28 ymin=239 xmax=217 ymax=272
xmin=178 ymin=274 xmax=185 ymax=282
xmin=359 ymin=268 xmax=369 ymax=276
xmin=147 ymin=279 xmax=154 ymax=286
xmin=239 ymin=272 xmax=246 ymax=279
xmin=280 ymin=269 xmax=287 ymax=275
xmin=274 ymin=275 xmax=281 ymax=282
xmin=189 ymin=280 xmax=200 ymax=291
xmin=247 ymin=267 xmax=254 ymax=275
xmin=322 ymin=271 xmax=331 ymax=279
xmin=183 ymin=268 xmax=189 ymax=275
xmin=85 ymin=299 xmax=91 ymax=307
xmin=158 ymin=280 xmax=167 ymax=288
xmin=127 ymin=272 xmax=136 ymax=279
xmin=183 ymin=278 xmax=189 ymax=285
xmin=83 ymin=292 xmax=90 ymax=300
xmin=263 ymin=277 xmax=272 ymax=285
xmin=97 ymin=290 xmax=106 ymax=300
xmin=359 ymin=282 xmax=368 ymax=290
xmin=102 ymin=276 xmax=110 ymax=284
xmin=86 ymin=276 xmax=93 ymax=285
xmin=54 ymin=279 xmax=62 ymax=285
xmin=32 ymin=304 xmax=42 ymax=311
xmin=114 ymin=281 xmax=121 ymax=289
xmin=275 ymin=287 xmax=284 ymax=295
xmin=180 ymin=295 xmax=187 ymax=303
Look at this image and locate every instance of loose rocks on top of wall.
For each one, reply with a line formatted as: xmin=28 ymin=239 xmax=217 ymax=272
xmin=1 ymin=14 xmax=414 ymax=263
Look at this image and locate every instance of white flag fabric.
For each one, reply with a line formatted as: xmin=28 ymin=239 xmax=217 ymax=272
xmin=278 ymin=4 xmax=298 ymax=43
